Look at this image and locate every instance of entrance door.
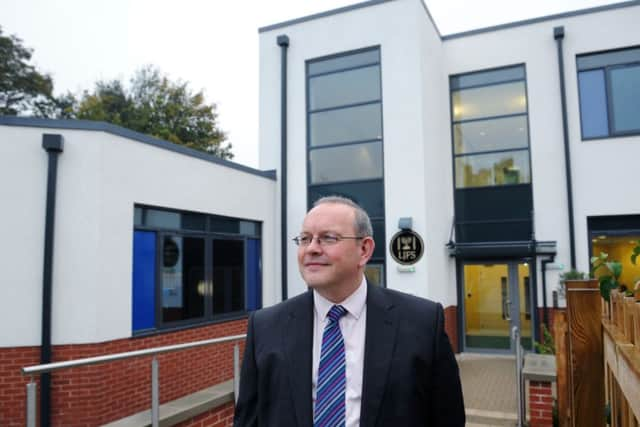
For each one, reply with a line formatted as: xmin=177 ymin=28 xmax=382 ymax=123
xmin=462 ymin=262 xmax=532 ymax=352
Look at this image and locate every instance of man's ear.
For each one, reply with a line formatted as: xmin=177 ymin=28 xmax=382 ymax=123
xmin=358 ymin=236 xmax=375 ymax=267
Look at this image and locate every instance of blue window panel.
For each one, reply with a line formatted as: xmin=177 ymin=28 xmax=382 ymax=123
xmin=578 ymin=70 xmax=609 ymax=138
xmin=132 ymin=231 xmax=156 ymax=332
xmin=246 ymin=238 xmax=262 ymax=311
xmin=610 ymin=65 xmax=640 ymax=134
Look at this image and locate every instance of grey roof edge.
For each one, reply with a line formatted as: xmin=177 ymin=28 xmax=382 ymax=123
xmin=442 ymin=0 xmax=640 ymax=41
xmin=0 ymin=116 xmax=277 ymax=181
xmin=258 ymin=0 xmax=394 ymax=33
xmin=418 ymin=1 xmax=442 ymax=39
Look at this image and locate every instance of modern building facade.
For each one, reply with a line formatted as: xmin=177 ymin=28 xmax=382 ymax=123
xmin=258 ymin=0 xmax=640 ymax=353
xmin=1 ymin=0 xmax=640 ymax=425
xmin=0 ymin=118 xmax=277 ymax=425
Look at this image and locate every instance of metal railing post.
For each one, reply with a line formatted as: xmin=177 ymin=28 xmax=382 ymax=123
xmin=233 ymin=343 xmax=240 ymax=403
xmin=151 ymin=356 xmax=159 ymax=427
xmin=513 ymin=326 xmax=525 ymax=427
xmin=26 ymin=379 xmax=37 ymax=427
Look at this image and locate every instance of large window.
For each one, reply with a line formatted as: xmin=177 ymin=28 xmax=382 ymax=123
xmin=132 ymin=206 xmax=261 ymax=333
xmin=306 ymin=47 xmax=386 ymax=285
xmin=450 ymin=65 xmax=531 ymax=189
xmin=450 ymin=65 xmax=534 ymax=243
xmin=577 ymin=46 xmax=640 ymax=139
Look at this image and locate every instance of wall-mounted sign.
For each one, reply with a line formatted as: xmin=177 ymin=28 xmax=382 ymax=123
xmin=389 ymin=230 xmax=424 ymax=265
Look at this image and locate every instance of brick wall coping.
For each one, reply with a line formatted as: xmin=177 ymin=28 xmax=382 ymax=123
xmin=102 ymin=380 xmax=234 ymax=427
xmin=523 ymin=354 xmax=557 ymax=382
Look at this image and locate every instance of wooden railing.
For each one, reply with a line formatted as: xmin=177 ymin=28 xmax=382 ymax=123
xmin=603 ymin=289 xmax=640 ymax=427
xmin=554 ymin=279 xmax=605 ymax=427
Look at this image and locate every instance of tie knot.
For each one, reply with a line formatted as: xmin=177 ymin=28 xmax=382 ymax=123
xmin=327 ymin=305 xmax=347 ymax=323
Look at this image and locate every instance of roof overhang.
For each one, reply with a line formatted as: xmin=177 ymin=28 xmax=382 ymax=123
xmin=447 ymin=240 xmax=557 ymax=259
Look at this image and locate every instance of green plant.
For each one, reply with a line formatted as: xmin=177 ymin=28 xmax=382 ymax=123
xmin=557 ymin=269 xmax=587 ymax=298
xmin=631 ymin=240 xmax=640 ymax=265
xmin=590 ymin=252 xmax=624 ymax=302
xmin=534 ymin=324 xmax=555 ymax=355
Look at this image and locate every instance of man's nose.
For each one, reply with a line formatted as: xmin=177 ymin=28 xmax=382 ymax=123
xmin=305 ymin=236 xmax=323 ymax=252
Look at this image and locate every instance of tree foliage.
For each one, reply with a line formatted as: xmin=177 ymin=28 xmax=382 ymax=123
xmin=67 ymin=66 xmax=232 ymax=159
xmin=0 ymin=25 xmax=57 ymax=116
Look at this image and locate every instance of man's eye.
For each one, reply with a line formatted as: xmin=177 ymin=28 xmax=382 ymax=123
xmin=299 ymin=236 xmax=312 ymax=244
xmin=321 ymin=235 xmax=339 ymax=243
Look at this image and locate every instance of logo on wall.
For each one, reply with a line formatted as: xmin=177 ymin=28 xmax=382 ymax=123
xmin=389 ymin=230 xmax=424 ymax=265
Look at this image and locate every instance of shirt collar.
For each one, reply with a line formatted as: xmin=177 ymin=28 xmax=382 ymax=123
xmin=314 ymin=276 xmax=367 ymax=321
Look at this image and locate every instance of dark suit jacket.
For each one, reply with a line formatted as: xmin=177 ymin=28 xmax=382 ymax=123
xmin=234 ymin=283 xmax=465 ymax=426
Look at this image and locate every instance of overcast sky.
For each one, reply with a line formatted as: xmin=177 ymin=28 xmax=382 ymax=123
xmin=3 ymin=0 xmax=622 ymax=167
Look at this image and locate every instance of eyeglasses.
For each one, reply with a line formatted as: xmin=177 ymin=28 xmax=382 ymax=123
xmin=292 ymin=233 xmax=365 ymax=246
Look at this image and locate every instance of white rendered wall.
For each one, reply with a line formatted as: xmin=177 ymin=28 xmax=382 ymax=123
xmin=0 ymin=125 xmax=276 ymax=346
xmin=259 ymin=0 xmax=455 ymax=303
xmin=443 ymin=4 xmax=640 ymax=306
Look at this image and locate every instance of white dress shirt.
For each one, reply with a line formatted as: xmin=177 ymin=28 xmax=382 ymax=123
xmin=312 ymin=277 xmax=367 ymax=427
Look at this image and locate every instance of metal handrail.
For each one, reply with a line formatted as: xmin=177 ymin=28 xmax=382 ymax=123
xmin=21 ymin=333 xmax=246 ymax=427
xmin=512 ymin=326 xmax=525 ymax=427
xmin=22 ymin=333 xmax=246 ymax=375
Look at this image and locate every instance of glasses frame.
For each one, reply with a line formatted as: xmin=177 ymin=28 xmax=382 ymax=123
xmin=292 ymin=233 xmax=365 ymax=247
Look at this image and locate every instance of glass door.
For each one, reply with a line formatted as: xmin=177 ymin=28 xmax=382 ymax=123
xmin=462 ymin=262 xmax=532 ymax=352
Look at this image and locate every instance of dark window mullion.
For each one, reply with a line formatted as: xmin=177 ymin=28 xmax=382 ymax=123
xmin=308 ymin=61 xmax=380 ymax=79
xmin=309 ymin=138 xmax=382 ymax=151
xmin=308 ymin=177 xmax=384 ymax=189
xmin=454 ymin=146 xmax=529 ymax=158
xmin=309 ymin=99 xmax=381 ymax=114
xmin=452 ymin=77 xmax=525 ymax=92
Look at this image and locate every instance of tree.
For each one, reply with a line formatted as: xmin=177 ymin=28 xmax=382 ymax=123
xmin=70 ymin=66 xmax=232 ymax=159
xmin=0 ymin=25 xmax=57 ymax=116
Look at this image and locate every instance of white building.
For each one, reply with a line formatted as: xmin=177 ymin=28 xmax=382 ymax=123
xmin=258 ymin=0 xmax=640 ymax=352
xmin=1 ymin=1 xmax=640 ymax=423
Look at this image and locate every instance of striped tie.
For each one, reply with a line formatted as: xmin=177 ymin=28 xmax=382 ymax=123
xmin=314 ymin=304 xmax=348 ymax=427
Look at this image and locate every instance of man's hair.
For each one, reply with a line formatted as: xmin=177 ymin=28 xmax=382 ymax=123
xmin=312 ymin=196 xmax=373 ymax=237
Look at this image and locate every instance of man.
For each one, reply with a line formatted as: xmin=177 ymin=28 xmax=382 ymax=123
xmin=234 ymin=196 xmax=465 ymax=426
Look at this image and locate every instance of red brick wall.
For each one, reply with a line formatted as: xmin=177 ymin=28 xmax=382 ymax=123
xmin=0 ymin=318 xmax=246 ymax=427
xmin=0 ymin=346 xmax=41 ymax=426
xmin=444 ymin=305 xmax=459 ymax=353
xmin=174 ymin=401 xmax=235 ymax=427
xmin=529 ymin=380 xmax=553 ymax=426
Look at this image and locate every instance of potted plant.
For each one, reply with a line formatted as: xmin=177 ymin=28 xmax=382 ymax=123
xmin=557 ymin=269 xmax=587 ymax=299
xmin=590 ymin=252 xmax=624 ymax=302
xmin=631 ymin=240 xmax=640 ymax=301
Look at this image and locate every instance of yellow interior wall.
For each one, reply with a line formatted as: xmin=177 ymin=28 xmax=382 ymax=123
xmin=464 ymin=264 xmax=509 ymax=332
xmin=592 ymin=240 xmax=640 ymax=289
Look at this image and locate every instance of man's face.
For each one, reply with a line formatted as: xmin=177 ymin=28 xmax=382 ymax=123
xmin=297 ymin=203 xmax=372 ymax=292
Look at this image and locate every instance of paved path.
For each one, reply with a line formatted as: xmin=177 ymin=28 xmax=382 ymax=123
xmin=457 ymin=353 xmax=518 ymax=426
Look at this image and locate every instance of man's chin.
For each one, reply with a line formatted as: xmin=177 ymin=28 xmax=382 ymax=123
xmin=301 ymin=272 xmax=329 ymax=289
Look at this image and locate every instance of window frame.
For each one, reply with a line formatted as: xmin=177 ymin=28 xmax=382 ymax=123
xmin=577 ymin=45 xmax=640 ymax=140
xmin=132 ymin=205 xmax=262 ymax=334
xmin=449 ymin=63 xmax=533 ymax=190
xmin=305 ymin=45 xmax=387 ymax=277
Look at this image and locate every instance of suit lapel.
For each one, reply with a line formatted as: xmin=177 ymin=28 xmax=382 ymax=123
xmin=361 ymin=284 xmax=397 ymax=427
xmin=284 ymin=291 xmax=314 ymax=427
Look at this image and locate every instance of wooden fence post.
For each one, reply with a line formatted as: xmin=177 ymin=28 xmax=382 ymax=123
xmin=565 ymin=279 xmax=604 ymax=427
xmin=554 ymin=310 xmax=570 ymax=427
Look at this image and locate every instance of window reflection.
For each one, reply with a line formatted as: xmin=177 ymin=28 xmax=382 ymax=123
xmin=453 ymin=115 xmax=528 ymax=155
xmin=610 ymin=65 xmax=640 ymax=133
xmin=452 ymin=82 xmax=527 ymax=121
xmin=310 ymin=103 xmax=382 ymax=146
xmin=161 ymin=236 xmax=205 ymax=322
xmin=213 ymin=240 xmax=244 ymax=315
xmin=309 ymin=65 xmax=381 ymax=110
xmin=310 ymin=142 xmax=383 ymax=184
xmin=455 ymin=150 xmax=530 ymax=188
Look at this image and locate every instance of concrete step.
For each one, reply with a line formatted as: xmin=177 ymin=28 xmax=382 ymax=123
xmin=466 ymin=408 xmax=517 ymax=426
